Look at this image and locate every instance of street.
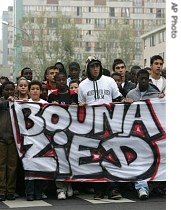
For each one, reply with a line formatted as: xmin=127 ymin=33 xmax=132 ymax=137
xmin=0 ymin=190 xmax=165 ymax=210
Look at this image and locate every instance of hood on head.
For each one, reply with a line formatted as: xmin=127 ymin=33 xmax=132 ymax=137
xmin=85 ymin=56 xmax=102 ymax=80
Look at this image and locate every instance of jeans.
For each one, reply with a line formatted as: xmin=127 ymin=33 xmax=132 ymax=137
xmin=135 ymin=180 xmax=149 ymax=194
xmin=25 ymin=180 xmax=43 ymax=197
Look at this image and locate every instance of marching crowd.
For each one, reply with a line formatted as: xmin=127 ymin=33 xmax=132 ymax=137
xmin=0 ymin=55 xmax=166 ymax=202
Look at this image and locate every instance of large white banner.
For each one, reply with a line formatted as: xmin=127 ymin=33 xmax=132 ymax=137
xmin=10 ymin=98 xmax=166 ymax=182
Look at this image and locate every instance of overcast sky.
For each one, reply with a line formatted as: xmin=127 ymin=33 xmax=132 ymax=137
xmin=0 ymin=0 xmax=14 ymax=39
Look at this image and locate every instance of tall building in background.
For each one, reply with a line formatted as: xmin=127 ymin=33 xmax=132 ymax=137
xmin=1 ymin=6 xmax=14 ymax=80
xmin=2 ymin=0 xmax=166 ymax=81
xmin=141 ymin=24 xmax=166 ymax=67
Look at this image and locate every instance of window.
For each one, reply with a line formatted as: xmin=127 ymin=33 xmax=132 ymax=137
xmin=77 ymin=7 xmax=82 ymax=16
xmin=144 ymin=58 xmax=147 ymax=67
xmin=87 ymin=30 xmax=91 ymax=35
xmin=158 ymin=31 xmax=165 ymax=43
xmin=135 ymin=41 xmax=141 ymax=50
xmin=47 ymin=18 xmax=57 ymax=27
xmin=109 ymin=19 xmax=118 ymax=24
xmin=95 ymin=19 xmax=106 ymax=28
xmin=85 ymin=42 xmax=91 ymax=51
xmin=156 ymin=8 xmax=164 ymax=18
xmin=47 ymin=29 xmax=56 ymax=36
xmin=133 ymin=0 xmax=143 ymax=6
xmin=156 ymin=0 xmax=165 ymax=2
xmin=159 ymin=52 xmax=165 ymax=61
xmin=95 ymin=42 xmax=102 ymax=52
xmin=150 ymin=35 xmax=155 ymax=46
xmin=47 ymin=0 xmax=58 ymax=3
xmin=134 ymin=7 xmax=143 ymax=13
xmin=76 ymin=30 xmax=82 ymax=39
xmin=133 ymin=19 xmax=143 ymax=29
xmin=121 ymin=8 xmax=130 ymax=17
xmin=134 ymin=54 xmax=142 ymax=61
xmin=109 ymin=7 xmax=115 ymax=17
xmin=86 ymin=18 xmax=91 ymax=24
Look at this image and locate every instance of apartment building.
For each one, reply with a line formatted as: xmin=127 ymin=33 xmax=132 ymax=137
xmin=141 ymin=24 xmax=166 ymax=68
xmin=1 ymin=6 xmax=14 ymax=80
xmin=2 ymin=0 xmax=166 ymax=81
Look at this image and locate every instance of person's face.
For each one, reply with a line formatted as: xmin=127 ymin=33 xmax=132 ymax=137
xmin=55 ymin=74 xmax=67 ymax=90
xmin=2 ymin=84 xmax=15 ymax=99
xmin=151 ymin=59 xmax=163 ymax=75
xmin=41 ymin=84 xmax=48 ymax=99
xmin=112 ymin=75 xmax=122 ymax=88
xmin=69 ymin=68 xmax=80 ymax=79
xmin=89 ymin=63 xmax=101 ymax=79
xmin=69 ymin=82 xmax=79 ymax=94
xmin=114 ymin=64 xmax=126 ymax=77
xmin=17 ymin=79 xmax=29 ymax=95
xmin=46 ymin=69 xmax=59 ymax=83
xmin=29 ymin=85 xmax=42 ymax=101
xmin=22 ymin=69 xmax=33 ymax=81
xmin=137 ymin=73 xmax=149 ymax=92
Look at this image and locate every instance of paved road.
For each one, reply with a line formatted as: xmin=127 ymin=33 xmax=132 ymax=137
xmin=0 ymin=191 xmax=165 ymax=210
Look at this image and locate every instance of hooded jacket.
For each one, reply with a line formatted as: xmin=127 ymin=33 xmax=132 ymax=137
xmin=85 ymin=57 xmax=103 ymax=101
xmin=78 ymin=57 xmax=122 ymax=105
xmin=126 ymin=83 xmax=161 ymax=101
xmin=86 ymin=57 xmax=102 ymax=81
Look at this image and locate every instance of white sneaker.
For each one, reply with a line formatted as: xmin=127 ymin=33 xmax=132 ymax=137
xmin=138 ymin=189 xmax=149 ymax=200
xmin=57 ymin=191 xmax=66 ymax=200
xmin=67 ymin=183 xmax=73 ymax=197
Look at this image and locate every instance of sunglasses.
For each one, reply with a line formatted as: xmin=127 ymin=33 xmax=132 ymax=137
xmin=115 ymin=66 xmax=125 ymax=69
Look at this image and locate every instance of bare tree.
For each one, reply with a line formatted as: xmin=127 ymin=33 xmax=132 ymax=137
xmin=96 ymin=22 xmax=139 ymax=71
xmin=15 ymin=11 xmax=78 ymax=80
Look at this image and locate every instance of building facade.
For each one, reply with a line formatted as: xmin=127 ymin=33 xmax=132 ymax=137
xmin=1 ymin=6 xmax=14 ymax=80
xmin=2 ymin=0 xmax=166 ymax=81
xmin=140 ymin=24 xmax=166 ymax=67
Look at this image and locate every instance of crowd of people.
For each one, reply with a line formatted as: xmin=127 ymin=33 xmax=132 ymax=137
xmin=0 ymin=55 xmax=166 ymax=202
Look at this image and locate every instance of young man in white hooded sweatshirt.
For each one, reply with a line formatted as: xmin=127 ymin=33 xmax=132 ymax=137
xmin=78 ymin=56 xmax=132 ymax=200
